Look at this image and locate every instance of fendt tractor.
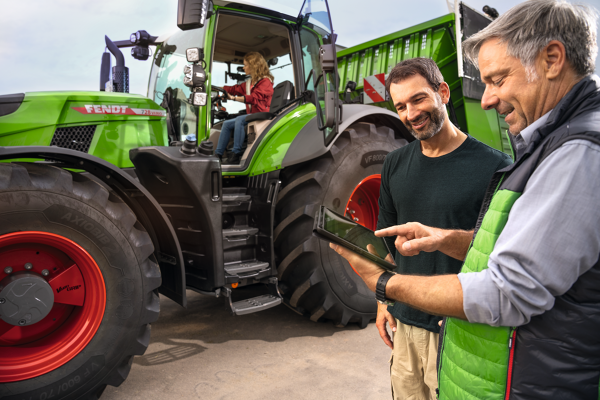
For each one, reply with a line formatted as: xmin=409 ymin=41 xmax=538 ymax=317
xmin=0 ymin=0 xmax=507 ymax=398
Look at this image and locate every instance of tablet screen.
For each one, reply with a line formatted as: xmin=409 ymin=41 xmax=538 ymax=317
xmin=322 ymin=208 xmax=392 ymax=262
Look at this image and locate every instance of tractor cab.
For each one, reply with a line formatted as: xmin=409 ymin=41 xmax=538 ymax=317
xmin=149 ymin=0 xmax=340 ymax=170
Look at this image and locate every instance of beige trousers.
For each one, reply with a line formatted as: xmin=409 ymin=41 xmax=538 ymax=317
xmin=390 ymin=320 xmax=439 ymax=400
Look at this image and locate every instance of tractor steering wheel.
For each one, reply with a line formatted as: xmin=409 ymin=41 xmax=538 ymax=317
xmin=211 ymin=85 xmax=228 ymax=102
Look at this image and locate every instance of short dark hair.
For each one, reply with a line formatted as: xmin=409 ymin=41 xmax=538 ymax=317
xmin=385 ymin=58 xmax=444 ymax=95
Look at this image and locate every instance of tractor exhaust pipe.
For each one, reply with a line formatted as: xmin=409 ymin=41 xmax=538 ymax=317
xmin=104 ymin=35 xmax=129 ymax=93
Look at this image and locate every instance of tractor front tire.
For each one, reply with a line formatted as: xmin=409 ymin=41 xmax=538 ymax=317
xmin=274 ymin=122 xmax=407 ymax=327
xmin=0 ymin=163 xmax=160 ymax=399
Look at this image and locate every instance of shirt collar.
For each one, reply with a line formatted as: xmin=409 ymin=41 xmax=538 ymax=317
xmin=518 ymin=110 xmax=553 ymax=145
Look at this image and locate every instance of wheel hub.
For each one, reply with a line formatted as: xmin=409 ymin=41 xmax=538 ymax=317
xmin=0 ymin=271 xmax=55 ymax=326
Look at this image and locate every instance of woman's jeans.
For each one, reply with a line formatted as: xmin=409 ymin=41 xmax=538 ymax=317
xmin=215 ymin=115 xmax=248 ymax=156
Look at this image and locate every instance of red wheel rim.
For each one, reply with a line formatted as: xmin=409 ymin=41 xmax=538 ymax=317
xmin=0 ymin=231 xmax=106 ymax=382
xmin=344 ymin=175 xmax=382 ymax=275
xmin=345 ymin=174 xmax=381 ymax=231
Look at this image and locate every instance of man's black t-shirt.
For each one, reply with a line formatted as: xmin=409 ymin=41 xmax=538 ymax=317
xmin=377 ymin=135 xmax=513 ymax=333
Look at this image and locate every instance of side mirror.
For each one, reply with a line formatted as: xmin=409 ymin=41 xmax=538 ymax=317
xmin=323 ymin=92 xmax=336 ymax=128
xmin=319 ymin=44 xmax=336 ymax=74
xmin=319 ymin=44 xmax=337 ymax=129
xmin=178 ymin=0 xmax=212 ymax=31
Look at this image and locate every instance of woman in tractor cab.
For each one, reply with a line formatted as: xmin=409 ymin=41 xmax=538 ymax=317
xmin=216 ymin=52 xmax=274 ymax=164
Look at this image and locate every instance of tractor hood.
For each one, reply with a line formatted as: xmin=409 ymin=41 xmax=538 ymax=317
xmin=0 ymin=91 xmax=168 ymax=169
xmin=0 ymin=91 xmax=165 ymax=138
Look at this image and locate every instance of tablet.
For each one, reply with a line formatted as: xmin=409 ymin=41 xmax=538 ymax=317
xmin=313 ymin=206 xmax=396 ymax=271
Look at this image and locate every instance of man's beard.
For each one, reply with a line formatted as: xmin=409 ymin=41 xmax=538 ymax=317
xmin=405 ymin=99 xmax=445 ymax=141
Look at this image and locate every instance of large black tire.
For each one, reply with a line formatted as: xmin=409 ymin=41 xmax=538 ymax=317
xmin=274 ymin=122 xmax=407 ymax=327
xmin=0 ymin=163 xmax=160 ymax=399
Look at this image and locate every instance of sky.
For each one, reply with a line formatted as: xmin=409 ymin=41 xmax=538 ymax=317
xmin=1 ymin=0 xmax=599 ymax=97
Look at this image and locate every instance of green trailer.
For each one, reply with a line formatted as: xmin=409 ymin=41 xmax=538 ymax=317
xmin=0 ymin=1 xmax=507 ymax=398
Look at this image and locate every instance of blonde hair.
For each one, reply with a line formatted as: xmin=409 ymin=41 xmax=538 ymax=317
xmin=244 ymin=52 xmax=274 ymax=85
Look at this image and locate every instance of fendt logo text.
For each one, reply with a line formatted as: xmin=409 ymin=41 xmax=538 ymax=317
xmin=72 ymin=105 xmax=166 ymax=117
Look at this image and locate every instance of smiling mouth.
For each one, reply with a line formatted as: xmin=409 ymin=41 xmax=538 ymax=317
xmin=410 ymin=116 xmax=429 ymax=130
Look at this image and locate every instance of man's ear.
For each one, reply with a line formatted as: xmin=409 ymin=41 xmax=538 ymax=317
xmin=438 ymin=82 xmax=451 ymax=104
xmin=541 ymin=40 xmax=567 ymax=80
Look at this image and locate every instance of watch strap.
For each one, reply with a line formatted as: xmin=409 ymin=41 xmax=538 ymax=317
xmin=375 ymin=271 xmax=395 ymax=304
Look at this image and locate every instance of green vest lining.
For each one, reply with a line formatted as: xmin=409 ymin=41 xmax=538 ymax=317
xmin=438 ymin=189 xmax=522 ymax=400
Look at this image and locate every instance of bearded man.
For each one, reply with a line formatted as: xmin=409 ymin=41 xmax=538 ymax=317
xmin=376 ymin=57 xmax=511 ymax=399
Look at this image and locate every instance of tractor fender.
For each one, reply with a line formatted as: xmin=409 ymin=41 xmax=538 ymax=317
xmin=0 ymin=146 xmax=187 ymax=307
xmin=281 ymin=104 xmax=412 ymax=168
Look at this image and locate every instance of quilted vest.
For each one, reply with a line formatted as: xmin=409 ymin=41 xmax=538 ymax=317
xmin=437 ymin=76 xmax=600 ymax=400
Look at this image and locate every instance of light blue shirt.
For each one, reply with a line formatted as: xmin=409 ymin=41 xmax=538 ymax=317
xmin=458 ymin=112 xmax=600 ymax=327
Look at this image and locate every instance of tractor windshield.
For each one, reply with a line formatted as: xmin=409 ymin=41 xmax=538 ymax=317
xmin=148 ymin=28 xmax=206 ymax=102
xmin=148 ymin=27 xmax=206 ymax=141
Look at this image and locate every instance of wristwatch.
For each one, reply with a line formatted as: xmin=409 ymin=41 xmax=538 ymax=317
xmin=376 ymin=271 xmax=395 ymax=306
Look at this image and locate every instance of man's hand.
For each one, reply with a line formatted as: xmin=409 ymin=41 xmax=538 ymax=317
xmin=226 ymin=92 xmax=234 ymax=101
xmin=329 ymin=243 xmax=384 ymax=292
xmin=376 ymin=223 xmax=473 ymax=261
xmin=376 ymin=302 xmax=396 ymax=349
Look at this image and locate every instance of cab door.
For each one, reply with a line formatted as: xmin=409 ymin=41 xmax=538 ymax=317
xmin=297 ymin=0 xmax=340 ymax=143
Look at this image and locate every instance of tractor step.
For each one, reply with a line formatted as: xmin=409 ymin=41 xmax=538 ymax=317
xmin=224 ymin=260 xmax=269 ymax=276
xmin=222 ymin=226 xmax=259 ymax=238
xmin=226 ymin=277 xmax=283 ymax=316
xmin=230 ymin=294 xmax=282 ymax=315
xmin=222 ymin=193 xmax=251 ymax=202
xmin=222 ymin=187 xmax=251 ymax=203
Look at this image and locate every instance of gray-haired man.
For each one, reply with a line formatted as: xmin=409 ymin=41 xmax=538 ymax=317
xmin=331 ymin=1 xmax=600 ymax=398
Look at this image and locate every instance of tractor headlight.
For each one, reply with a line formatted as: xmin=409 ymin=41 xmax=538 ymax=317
xmin=183 ymin=64 xmax=206 ymax=88
xmin=186 ymin=48 xmax=201 ymax=63
xmin=190 ymin=92 xmax=207 ymax=107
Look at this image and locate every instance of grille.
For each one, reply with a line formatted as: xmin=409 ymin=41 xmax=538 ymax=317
xmin=50 ymin=125 xmax=97 ymax=153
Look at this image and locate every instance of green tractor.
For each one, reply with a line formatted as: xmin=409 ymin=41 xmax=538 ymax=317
xmin=0 ymin=1 xmax=505 ymax=398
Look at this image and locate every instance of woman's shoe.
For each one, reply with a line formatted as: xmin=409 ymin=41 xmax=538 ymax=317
xmin=227 ymin=152 xmax=241 ymax=165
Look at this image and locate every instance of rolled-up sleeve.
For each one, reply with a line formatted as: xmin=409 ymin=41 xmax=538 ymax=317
xmin=459 ymin=140 xmax=600 ymax=327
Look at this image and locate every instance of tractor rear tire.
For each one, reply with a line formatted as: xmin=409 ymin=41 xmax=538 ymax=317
xmin=0 ymin=163 xmax=160 ymax=399
xmin=274 ymin=122 xmax=407 ymax=327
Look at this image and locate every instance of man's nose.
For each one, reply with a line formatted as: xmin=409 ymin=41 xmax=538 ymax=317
xmin=481 ymin=86 xmax=499 ymax=111
xmin=406 ymin=104 xmax=420 ymax=121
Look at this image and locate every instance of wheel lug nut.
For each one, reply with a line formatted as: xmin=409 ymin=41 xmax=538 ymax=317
xmin=18 ymin=319 xmax=26 ymax=325
xmin=0 ymin=298 xmax=5 ymax=304
xmin=41 ymin=269 xmax=50 ymax=277
xmin=354 ymin=217 xmax=359 ymax=222
xmin=24 ymin=263 xmax=33 ymax=270
xmin=3 ymin=267 xmax=12 ymax=274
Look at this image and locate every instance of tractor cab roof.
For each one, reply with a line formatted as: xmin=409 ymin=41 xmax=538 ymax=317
xmin=213 ymin=0 xmax=301 ymax=22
